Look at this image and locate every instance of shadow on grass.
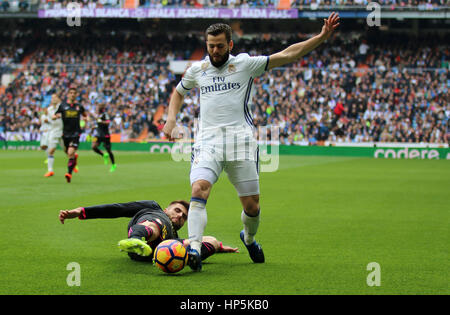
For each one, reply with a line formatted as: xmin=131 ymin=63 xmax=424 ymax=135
xmin=106 ymin=254 xmax=270 ymax=278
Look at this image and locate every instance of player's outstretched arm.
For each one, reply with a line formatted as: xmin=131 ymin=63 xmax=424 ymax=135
xmin=59 ymin=207 xmax=83 ymax=224
xmin=162 ymin=89 xmax=184 ymax=141
xmin=267 ymin=12 xmax=340 ymax=70
xmin=59 ymin=201 xmax=158 ymax=223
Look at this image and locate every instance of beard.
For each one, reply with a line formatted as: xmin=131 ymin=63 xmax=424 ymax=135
xmin=209 ymin=49 xmax=230 ymax=68
xmin=172 ymin=221 xmax=182 ymax=231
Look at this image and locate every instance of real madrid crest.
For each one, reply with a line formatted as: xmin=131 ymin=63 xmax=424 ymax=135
xmin=228 ymin=64 xmax=236 ymax=73
xmin=201 ymin=62 xmax=210 ymax=71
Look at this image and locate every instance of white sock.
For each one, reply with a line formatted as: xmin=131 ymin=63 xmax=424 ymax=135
xmin=48 ymin=155 xmax=54 ymax=172
xmin=241 ymin=209 xmax=260 ymax=245
xmin=188 ymin=199 xmax=207 ymax=253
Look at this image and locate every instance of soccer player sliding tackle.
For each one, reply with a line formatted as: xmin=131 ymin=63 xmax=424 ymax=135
xmin=59 ymin=200 xmax=238 ymax=263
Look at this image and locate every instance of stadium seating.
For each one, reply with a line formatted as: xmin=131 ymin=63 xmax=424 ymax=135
xmin=0 ymin=28 xmax=448 ymax=144
xmin=0 ymin=0 xmax=447 ymax=11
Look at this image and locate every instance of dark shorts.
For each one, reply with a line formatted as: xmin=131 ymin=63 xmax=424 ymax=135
xmin=63 ymin=136 xmax=80 ymax=149
xmin=93 ymin=135 xmax=111 ymax=150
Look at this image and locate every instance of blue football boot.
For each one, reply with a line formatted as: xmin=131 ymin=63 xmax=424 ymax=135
xmin=240 ymin=230 xmax=265 ymax=263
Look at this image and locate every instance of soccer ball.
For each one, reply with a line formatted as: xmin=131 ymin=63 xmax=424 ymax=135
xmin=153 ymin=239 xmax=188 ymax=273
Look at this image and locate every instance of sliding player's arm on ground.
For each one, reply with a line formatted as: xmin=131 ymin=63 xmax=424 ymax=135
xmin=202 ymin=236 xmax=239 ymax=253
xmin=59 ymin=200 xmax=159 ymax=224
xmin=267 ymin=12 xmax=340 ymax=70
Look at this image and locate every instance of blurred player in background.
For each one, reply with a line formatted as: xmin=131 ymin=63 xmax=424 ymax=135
xmin=163 ymin=12 xmax=340 ymax=271
xmin=43 ymin=93 xmax=63 ymax=177
xmin=53 ymin=86 xmax=87 ymax=183
xmin=59 ymin=199 xmax=238 ymax=263
xmin=91 ymin=103 xmax=116 ymax=172
xmin=39 ymin=106 xmax=51 ymax=164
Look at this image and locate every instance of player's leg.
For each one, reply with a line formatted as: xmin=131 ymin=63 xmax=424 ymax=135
xmin=187 ymin=166 xmax=219 ymax=271
xmin=40 ymin=132 xmax=49 ymax=166
xmin=239 ymin=193 xmax=264 ymax=263
xmin=181 ymin=237 xmax=224 ymax=262
xmin=40 ymin=143 xmax=49 ymax=174
xmin=45 ymin=132 xmax=61 ymax=177
xmin=104 ymin=139 xmax=116 ymax=171
xmin=239 ymin=193 xmax=261 ymax=244
xmin=187 ymin=145 xmax=223 ymax=271
xmin=225 ymin=161 xmax=264 ymax=263
xmin=65 ymin=146 xmax=76 ymax=182
xmin=62 ymin=137 xmax=71 ymax=182
xmin=91 ymin=138 xmax=104 ymax=157
xmin=66 ymin=146 xmax=76 ymax=171
xmin=72 ymin=137 xmax=80 ymax=173
xmin=118 ymin=223 xmax=153 ymax=257
xmin=45 ymin=145 xmax=56 ymax=177
xmin=190 ymin=178 xmax=212 ymax=249
xmin=188 ymin=178 xmax=212 ymax=271
xmin=65 ymin=137 xmax=79 ymax=182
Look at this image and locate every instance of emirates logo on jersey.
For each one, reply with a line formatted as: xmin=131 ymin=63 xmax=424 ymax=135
xmin=228 ymin=64 xmax=236 ymax=73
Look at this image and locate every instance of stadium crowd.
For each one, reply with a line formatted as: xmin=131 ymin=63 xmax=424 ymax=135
xmin=0 ymin=30 xmax=448 ymax=144
xmin=2 ymin=0 xmax=448 ymax=12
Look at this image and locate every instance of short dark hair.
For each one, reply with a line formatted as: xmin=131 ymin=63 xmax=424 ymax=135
xmin=206 ymin=23 xmax=232 ymax=43
xmin=169 ymin=200 xmax=190 ymax=213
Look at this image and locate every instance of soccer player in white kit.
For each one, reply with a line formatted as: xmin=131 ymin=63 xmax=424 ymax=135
xmin=163 ymin=13 xmax=340 ymax=271
xmin=40 ymin=106 xmax=51 ymax=160
xmin=44 ymin=93 xmax=63 ymax=177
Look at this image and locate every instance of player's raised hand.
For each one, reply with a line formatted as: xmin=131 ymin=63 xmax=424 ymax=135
xmin=320 ymin=12 xmax=340 ymax=40
xmin=59 ymin=208 xmax=83 ymax=224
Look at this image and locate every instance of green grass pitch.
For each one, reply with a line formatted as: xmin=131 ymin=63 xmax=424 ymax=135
xmin=0 ymin=150 xmax=448 ymax=295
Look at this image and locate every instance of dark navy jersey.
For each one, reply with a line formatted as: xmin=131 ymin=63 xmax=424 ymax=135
xmin=80 ymin=200 xmax=178 ymax=248
xmin=94 ymin=109 xmax=111 ymax=138
xmin=56 ymin=101 xmax=85 ymax=137
xmin=79 ymin=200 xmax=217 ymax=263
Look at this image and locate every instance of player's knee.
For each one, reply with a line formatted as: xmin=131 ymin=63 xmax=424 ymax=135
xmin=191 ymin=180 xmax=211 ymax=200
xmin=67 ymin=148 xmax=76 ymax=158
xmin=242 ymin=195 xmax=260 ymax=216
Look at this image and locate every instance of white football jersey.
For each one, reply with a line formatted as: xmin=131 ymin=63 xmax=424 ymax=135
xmin=176 ymin=53 xmax=268 ymax=150
xmin=40 ymin=113 xmax=51 ymax=133
xmin=47 ymin=103 xmax=63 ymax=134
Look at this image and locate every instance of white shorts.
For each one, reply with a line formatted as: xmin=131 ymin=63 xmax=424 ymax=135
xmin=40 ymin=131 xmax=50 ymax=148
xmin=190 ymin=145 xmax=260 ymax=197
xmin=48 ymin=130 xmax=63 ymax=149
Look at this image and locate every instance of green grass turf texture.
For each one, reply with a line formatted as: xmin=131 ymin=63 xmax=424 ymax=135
xmin=0 ymin=150 xmax=448 ymax=295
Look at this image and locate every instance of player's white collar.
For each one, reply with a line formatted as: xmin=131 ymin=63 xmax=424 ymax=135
xmin=205 ymin=54 xmax=235 ymax=69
